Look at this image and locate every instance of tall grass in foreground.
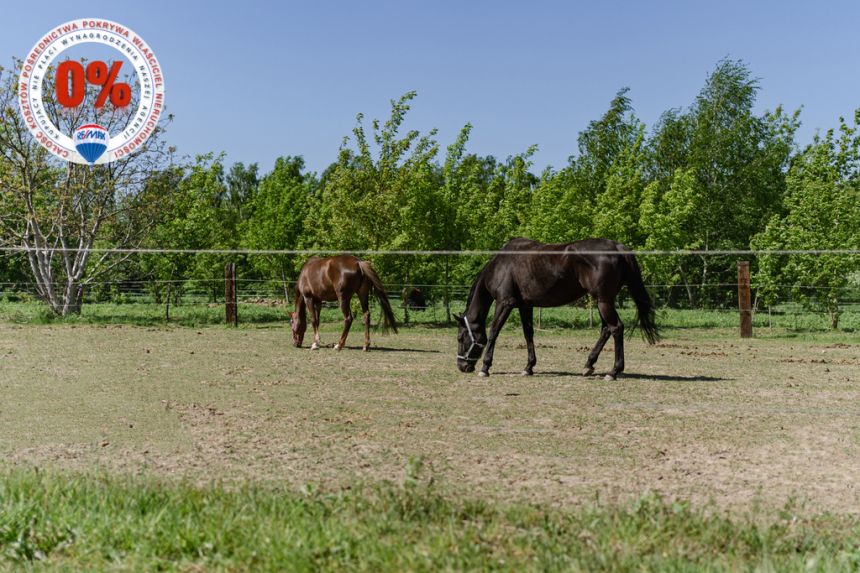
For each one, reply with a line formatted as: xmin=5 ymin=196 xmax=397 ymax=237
xmin=1 ymin=469 xmax=860 ymax=571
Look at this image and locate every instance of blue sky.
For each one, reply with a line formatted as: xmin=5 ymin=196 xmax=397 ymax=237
xmin=5 ymin=1 xmax=859 ymax=174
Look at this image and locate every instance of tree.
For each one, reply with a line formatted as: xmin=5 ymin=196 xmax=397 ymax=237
xmin=527 ymin=89 xmax=642 ymax=246
xmin=639 ymin=168 xmax=703 ymax=305
xmin=753 ymin=115 xmax=860 ymax=328
xmin=574 ymin=88 xmax=643 ymax=199
xmin=440 ymin=147 xmax=501 ymax=284
xmin=643 ymin=59 xmax=799 ymax=304
xmin=307 ymin=91 xmax=446 ymax=284
xmin=592 ymin=124 xmax=648 ymax=247
xmin=497 ymin=147 xmax=539 ymax=240
xmin=225 ymin=162 xmax=259 ymax=223
xmin=242 ymin=156 xmax=316 ymax=298
xmin=0 ymin=61 xmax=173 ymax=315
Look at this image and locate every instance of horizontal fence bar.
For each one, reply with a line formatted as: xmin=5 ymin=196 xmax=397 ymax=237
xmin=0 ymin=247 xmax=858 ymax=256
xmin=0 ymin=282 xmax=857 ymax=292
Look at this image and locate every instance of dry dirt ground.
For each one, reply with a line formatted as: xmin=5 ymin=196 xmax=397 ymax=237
xmin=1 ymin=322 xmax=858 ymax=513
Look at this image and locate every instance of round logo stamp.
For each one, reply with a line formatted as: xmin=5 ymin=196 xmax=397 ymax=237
xmin=17 ymin=18 xmax=165 ymax=165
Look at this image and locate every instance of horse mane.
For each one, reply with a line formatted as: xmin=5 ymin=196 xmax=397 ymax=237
xmin=465 ymin=268 xmax=484 ymax=310
xmin=465 ymin=262 xmax=495 ymax=320
xmin=466 ymin=263 xmax=489 ymax=310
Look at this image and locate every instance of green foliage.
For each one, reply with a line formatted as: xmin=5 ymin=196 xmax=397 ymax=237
xmin=592 ymin=125 xmax=648 ymax=247
xmin=575 ymin=87 xmax=643 ymax=198
xmin=242 ymin=156 xmax=317 ymax=287
xmin=639 ymin=169 xmax=703 ymax=304
xmin=526 ymin=167 xmax=593 ymax=243
xmin=306 ymin=92 xmax=443 ymax=280
xmin=753 ymin=115 xmax=860 ymax=327
xmin=642 ymin=60 xmax=800 ymax=305
xmin=528 ymin=88 xmax=644 ymax=247
xmin=139 ymin=155 xmax=226 ymax=300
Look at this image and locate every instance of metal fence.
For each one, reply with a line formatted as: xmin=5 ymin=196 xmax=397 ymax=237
xmin=0 ymin=275 xmax=857 ymax=331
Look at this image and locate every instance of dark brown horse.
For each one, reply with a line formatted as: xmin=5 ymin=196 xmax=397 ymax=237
xmin=456 ymin=238 xmax=659 ymax=380
xmin=291 ymin=255 xmax=398 ymax=351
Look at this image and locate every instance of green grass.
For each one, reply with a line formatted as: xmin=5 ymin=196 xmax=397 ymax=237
xmin=0 ymin=298 xmax=857 ymax=332
xmin=0 ymin=300 xmax=286 ymax=327
xmin=2 ymin=469 xmax=860 ymax=572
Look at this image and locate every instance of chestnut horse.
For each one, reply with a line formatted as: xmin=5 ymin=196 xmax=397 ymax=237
xmin=291 ymin=255 xmax=398 ymax=351
xmin=456 ymin=238 xmax=659 ymax=380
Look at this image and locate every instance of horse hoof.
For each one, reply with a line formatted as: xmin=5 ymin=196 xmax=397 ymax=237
xmin=362 ymin=346 xmax=369 ymax=352
xmin=477 ymin=371 xmax=489 ymax=378
xmin=604 ymin=374 xmax=616 ymax=381
xmin=334 ymin=344 xmax=342 ymax=351
xmin=521 ymin=369 xmax=533 ymax=376
xmin=582 ymin=367 xmax=595 ymax=377
xmin=310 ymin=343 xmax=320 ymax=350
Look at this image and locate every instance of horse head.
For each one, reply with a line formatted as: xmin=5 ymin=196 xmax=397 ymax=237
xmin=456 ymin=313 xmax=486 ymax=372
xmin=290 ymin=311 xmax=306 ymax=347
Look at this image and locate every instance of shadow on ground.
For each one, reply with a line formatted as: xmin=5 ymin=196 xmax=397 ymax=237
xmin=476 ymin=370 xmax=729 ymax=382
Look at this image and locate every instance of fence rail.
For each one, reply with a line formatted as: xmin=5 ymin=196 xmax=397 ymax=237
xmin=1 ymin=246 xmax=859 ymax=256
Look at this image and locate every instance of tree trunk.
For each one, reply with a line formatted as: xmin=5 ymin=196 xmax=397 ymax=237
xmin=63 ymin=284 xmax=84 ymax=315
xmin=403 ymin=268 xmax=410 ymax=325
xmin=679 ymin=265 xmax=695 ymax=307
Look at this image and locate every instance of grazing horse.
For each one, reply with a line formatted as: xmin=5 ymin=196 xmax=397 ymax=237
xmin=291 ymin=255 xmax=398 ymax=351
xmin=456 ymin=238 xmax=659 ymax=380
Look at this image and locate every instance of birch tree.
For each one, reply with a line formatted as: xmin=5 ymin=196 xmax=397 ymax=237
xmin=0 ymin=61 xmax=173 ymax=315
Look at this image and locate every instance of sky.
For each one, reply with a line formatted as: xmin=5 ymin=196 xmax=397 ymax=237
xmin=4 ymin=1 xmax=860 ymax=175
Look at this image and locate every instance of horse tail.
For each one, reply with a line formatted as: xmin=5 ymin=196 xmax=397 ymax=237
xmin=619 ymin=247 xmax=660 ymax=345
xmin=358 ymin=260 xmax=398 ymax=334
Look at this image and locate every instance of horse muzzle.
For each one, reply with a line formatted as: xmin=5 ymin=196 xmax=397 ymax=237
xmin=458 ymin=361 xmax=475 ymax=373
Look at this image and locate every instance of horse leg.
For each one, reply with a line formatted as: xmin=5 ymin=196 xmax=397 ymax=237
xmin=310 ymin=298 xmax=322 ymax=349
xmin=359 ymin=289 xmax=371 ymax=351
xmin=478 ymin=303 xmax=513 ymax=378
xmin=520 ymin=305 xmax=536 ymax=376
xmin=598 ymin=300 xmax=624 ymax=381
xmin=334 ymin=295 xmax=353 ymax=350
xmin=583 ymin=321 xmax=610 ymax=376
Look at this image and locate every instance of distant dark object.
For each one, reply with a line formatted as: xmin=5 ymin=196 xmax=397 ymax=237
xmin=456 ymin=237 xmax=660 ymax=380
xmin=403 ymin=287 xmax=427 ymax=311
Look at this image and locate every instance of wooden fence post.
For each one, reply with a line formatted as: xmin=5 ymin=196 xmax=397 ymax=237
xmin=403 ymin=270 xmax=410 ymax=326
xmin=738 ymin=261 xmax=752 ymax=338
xmin=444 ymin=256 xmax=451 ymax=324
xmin=225 ymin=262 xmax=238 ymax=327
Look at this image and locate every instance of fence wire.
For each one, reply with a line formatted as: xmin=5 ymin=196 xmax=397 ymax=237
xmin=1 ymin=246 xmax=858 ymax=256
xmin=0 ymin=248 xmax=856 ymax=329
